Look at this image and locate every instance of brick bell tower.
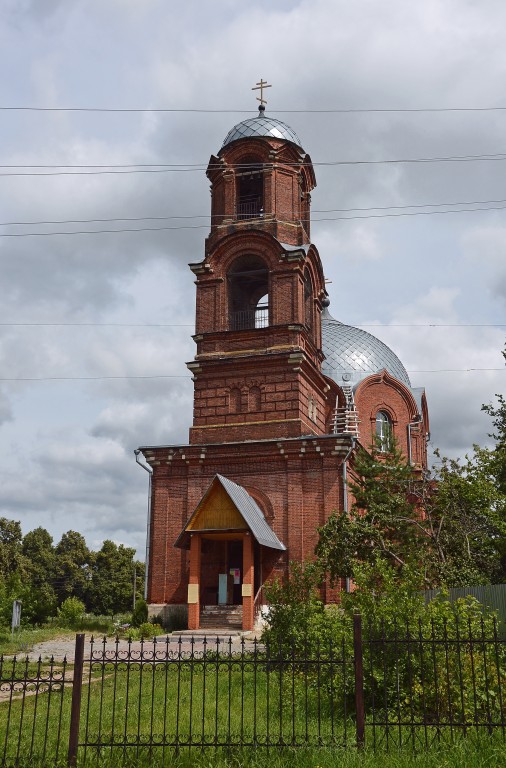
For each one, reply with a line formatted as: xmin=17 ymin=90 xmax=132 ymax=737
xmin=138 ymin=88 xmax=430 ymax=631
xmin=188 ymin=103 xmax=331 ymax=444
xmin=139 ymin=91 xmax=355 ymax=633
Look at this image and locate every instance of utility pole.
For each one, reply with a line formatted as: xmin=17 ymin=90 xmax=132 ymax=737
xmin=133 ymin=565 xmax=137 ymax=611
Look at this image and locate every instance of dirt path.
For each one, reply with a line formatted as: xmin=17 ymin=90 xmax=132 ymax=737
xmin=13 ymin=632 xmax=252 ymax=663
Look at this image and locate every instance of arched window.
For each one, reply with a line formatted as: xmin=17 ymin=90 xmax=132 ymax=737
xmin=236 ymin=155 xmax=263 ymax=220
xmin=228 ymin=255 xmax=269 ymax=330
xmin=376 ymin=411 xmax=393 ymax=452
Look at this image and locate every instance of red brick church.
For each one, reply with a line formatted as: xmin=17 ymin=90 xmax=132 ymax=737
xmin=136 ymin=100 xmax=429 ymax=632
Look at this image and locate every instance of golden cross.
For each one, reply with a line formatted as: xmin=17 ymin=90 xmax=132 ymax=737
xmin=252 ymin=79 xmax=272 ymax=107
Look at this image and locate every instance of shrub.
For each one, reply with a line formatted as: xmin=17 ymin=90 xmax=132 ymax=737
xmin=80 ymin=614 xmax=115 ymax=635
xmin=56 ymin=597 xmax=85 ymax=629
xmin=139 ymin=621 xmax=165 ymax=637
xmin=128 ymin=622 xmax=165 ymax=640
xmin=262 ymin=560 xmax=330 ymax=654
xmin=263 ymin=556 xmax=506 ymax=724
xmin=131 ymin=598 xmax=148 ymax=627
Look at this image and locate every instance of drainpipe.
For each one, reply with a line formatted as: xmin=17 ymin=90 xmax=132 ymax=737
xmin=135 ymin=449 xmax=153 ymax=601
xmin=342 ymin=437 xmax=356 ymax=593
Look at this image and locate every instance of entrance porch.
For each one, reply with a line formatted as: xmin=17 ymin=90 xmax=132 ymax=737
xmin=175 ymin=474 xmax=285 ymax=632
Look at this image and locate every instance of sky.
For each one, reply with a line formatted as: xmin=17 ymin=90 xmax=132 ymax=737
xmin=0 ymin=0 xmax=505 ymax=557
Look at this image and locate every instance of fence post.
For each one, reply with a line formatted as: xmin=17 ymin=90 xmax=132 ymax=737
xmin=68 ymin=633 xmax=85 ymax=767
xmin=353 ymin=614 xmax=365 ymax=749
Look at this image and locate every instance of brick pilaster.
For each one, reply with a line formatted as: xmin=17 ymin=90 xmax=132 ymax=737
xmin=188 ymin=533 xmax=201 ymax=631
xmin=242 ymin=532 xmax=254 ymax=631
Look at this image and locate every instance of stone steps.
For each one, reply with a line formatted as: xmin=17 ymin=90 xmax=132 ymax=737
xmin=199 ymin=604 xmax=243 ymax=629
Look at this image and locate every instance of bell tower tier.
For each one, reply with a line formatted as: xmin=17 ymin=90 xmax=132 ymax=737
xmin=187 ymin=114 xmax=331 ymax=445
xmin=205 ymin=115 xmax=316 ymax=252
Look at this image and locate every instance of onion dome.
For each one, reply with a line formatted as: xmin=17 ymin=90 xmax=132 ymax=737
xmin=321 ymin=306 xmax=411 ymax=388
xmin=222 ymin=114 xmax=302 ymax=149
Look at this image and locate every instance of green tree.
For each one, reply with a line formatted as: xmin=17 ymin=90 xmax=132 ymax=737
xmin=316 ymin=441 xmax=427 ymax=585
xmin=0 ymin=518 xmax=24 ymax=578
xmin=482 ymin=348 xmax=506 ymax=492
xmin=88 ymin=540 xmax=141 ymax=616
xmin=425 ymin=448 xmax=505 ymax=585
xmin=316 ymin=439 xmax=506 ymax=588
xmin=54 ymin=530 xmax=91 ymax=605
xmin=482 ymin=394 xmax=506 ymax=490
xmin=21 ymin=527 xmax=57 ymax=622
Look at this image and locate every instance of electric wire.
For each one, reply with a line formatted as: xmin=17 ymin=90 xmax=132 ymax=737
xmin=2 ymin=151 xmax=506 ymax=176
xmin=4 ymin=105 xmax=506 ymax=113
xmin=2 ymin=201 xmax=506 ymax=238
xmin=0 ymin=368 xmax=503 ymax=382
xmin=0 ymin=322 xmax=503 ymax=328
xmin=4 ymin=195 xmax=506 ymax=229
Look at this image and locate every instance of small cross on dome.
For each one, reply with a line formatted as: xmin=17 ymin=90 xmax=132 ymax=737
xmin=252 ymin=79 xmax=272 ymax=113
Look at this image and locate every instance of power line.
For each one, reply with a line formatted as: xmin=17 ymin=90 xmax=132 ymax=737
xmin=3 ymin=202 xmax=506 ymax=238
xmin=4 ymin=195 xmax=506 ymax=229
xmin=0 ymin=368 xmax=503 ymax=382
xmin=2 ymin=152 xmax=506 ymax=176
xmin=313 ymin=203 xmax=506 ymax=222
xmin=3 ymin=105 xmax=506 ymax=114
xmin=0 ymin=223 xmax=208 ymax=237
xmin=0 ymin=374 xmax=189 ymax=381
xmin=0 ymin=323 xmax=503 ymax=329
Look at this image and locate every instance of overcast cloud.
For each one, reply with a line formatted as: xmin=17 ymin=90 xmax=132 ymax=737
xmin=0 ymin=0 xmax=505 ymax=555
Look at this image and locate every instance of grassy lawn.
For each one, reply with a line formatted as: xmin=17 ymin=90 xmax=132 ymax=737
xmin=0 ymin=626 xmax=77 ymax=657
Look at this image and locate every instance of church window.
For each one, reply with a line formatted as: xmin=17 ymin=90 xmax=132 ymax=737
xmin=376 ymin=411 xmax=393 ymax=452
xmin=236 ymin=155 xmax=263 ymax=220
xmin=228 ymin=255 xmax=269 ymax=331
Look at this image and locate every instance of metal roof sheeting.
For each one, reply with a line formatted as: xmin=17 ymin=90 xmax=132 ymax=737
xmin=175 ymin=474 xmax=286 ymax=551
xmin=321 ymin=307 xmax=411 ymax=388
xmin=222 ymin=115 xmax=302 ymax=149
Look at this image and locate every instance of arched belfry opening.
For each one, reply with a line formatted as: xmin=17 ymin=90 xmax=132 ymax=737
xmin=228 ymin=255 xmax=269 ymax=330
xmin=236 ymin=155 xmax=264 ymax=220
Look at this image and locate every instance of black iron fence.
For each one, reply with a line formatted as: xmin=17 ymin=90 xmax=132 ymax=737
xmin=0 ymin=615 xmax=504 ymax=766
xmin=362 ymin=616 xmax=505 ymax=751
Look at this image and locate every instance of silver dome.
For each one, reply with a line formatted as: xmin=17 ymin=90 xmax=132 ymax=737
xmin=222 ymin=115 xmax=302 ymax=149
xmin=321 ymin=308 xmax=411 ymax=388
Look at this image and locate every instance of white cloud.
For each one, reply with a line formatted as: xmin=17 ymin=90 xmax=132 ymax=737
xmin=461 ymin=225 xmax=506 ymax=304
xmin=1 ymin=0 xmax=506 ymax=554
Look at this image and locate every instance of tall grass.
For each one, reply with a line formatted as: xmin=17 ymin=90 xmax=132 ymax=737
xmin=3 ymin=737 xmax=504 ymax=768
